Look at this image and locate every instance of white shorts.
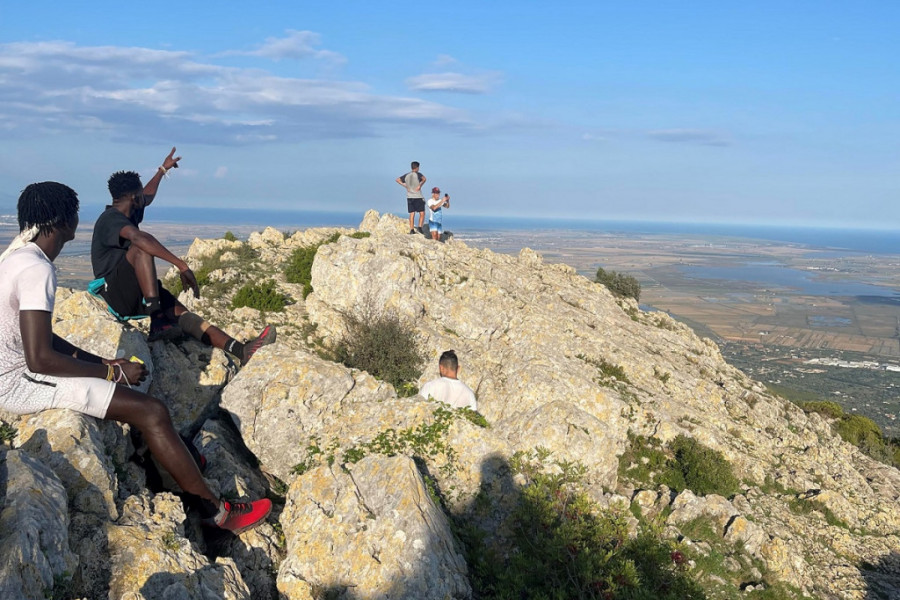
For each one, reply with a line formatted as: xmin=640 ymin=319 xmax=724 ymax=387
xmin=1 ymin=371 xmax=116 ymax=419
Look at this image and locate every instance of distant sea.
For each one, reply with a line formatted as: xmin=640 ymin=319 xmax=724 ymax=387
xmin=1 ymin=206 xmax=898 ymax=256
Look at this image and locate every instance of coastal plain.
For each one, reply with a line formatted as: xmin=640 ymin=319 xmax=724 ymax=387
xmin=462 ymin=227 xmax=900 ymax=435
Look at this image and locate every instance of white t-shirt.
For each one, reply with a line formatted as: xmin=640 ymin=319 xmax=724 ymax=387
xmin=420 ymin=376 xmax=477 ymax=411
xmin=0 ymin=243 xmax=56 ymax=398
xmin=428 ymin=196 xmax=445 ymax=220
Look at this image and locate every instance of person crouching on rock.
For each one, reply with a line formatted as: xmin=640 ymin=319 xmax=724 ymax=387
xmin=0 ymin=182 xmax=271 ymax=534
xmin=90 ymin=147 xmax=275 ymax=365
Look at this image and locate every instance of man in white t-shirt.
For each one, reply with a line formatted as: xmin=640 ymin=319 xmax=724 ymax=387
xmin=0 ymin=182 xmax=270 ymax=535
xmin=419 ymin=350 xmax=477 ymax=410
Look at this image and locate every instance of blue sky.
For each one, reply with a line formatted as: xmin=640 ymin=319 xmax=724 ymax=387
xmin=0 ymin=1 xmax=897 ymax=228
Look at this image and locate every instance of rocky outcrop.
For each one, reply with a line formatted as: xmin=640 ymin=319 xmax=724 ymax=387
xmin=0 ymin=211 xmax=898 ymax=599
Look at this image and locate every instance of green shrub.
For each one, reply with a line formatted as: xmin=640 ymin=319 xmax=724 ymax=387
xmin=223 ymin=231 xmax=237 ymax=242
xmin=577 ymin=353 xmax=631 ymax=385
xmin=595 ymin=266 xmax=641 ymax=302
xmin=284 ymin=233 xmax=342 ymax=298
xmin=619 ymin=434 xmax=739 ymax=498
xmin=230 ymin=280 xmax=289 ymax=312
xmin=334 ymin=304 xmax=424 ymax=396
xmin=167 ymin=243 xmax=258 ymax=296
xmin=0 ymin=420 xmax=16 ymax=443
xmin=462 ymin=449 xmax=705 ymax=599
xmin=799 ymin=400 xmax=843 ymax=419
xmin=669 ymin=435 xmax=740 ymax=497
xmin=284 ymin=245 xmax=317 ymax=298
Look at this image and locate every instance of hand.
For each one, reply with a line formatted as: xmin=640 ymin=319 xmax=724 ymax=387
xmin=162 ymin=147 xmax=181 ymax=170
xmin=104 ymin=358 xmax=148 ymax=384
xmin=180 ymin=267 xmax=200 ymax=298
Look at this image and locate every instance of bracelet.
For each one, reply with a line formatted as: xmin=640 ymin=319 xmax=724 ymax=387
xmin=106 ymin=364 xmax=114 ymax=381
xmin=113 ymin=364 xmax=124 ymax=383
xmin=158 ymin=165 xmax=169 ymax=179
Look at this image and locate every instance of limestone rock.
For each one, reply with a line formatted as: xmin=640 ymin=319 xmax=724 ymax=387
xmin=16 ymin=409 xmax=119 ymax=520
xmin=148 ymin=338 xmax=232 ymax=435
xmin=107 ymin=492 xmax=251 ymax=599
xmin=278 ymin=455 xmax=471 ymax=599
xmin=0 ymin=449 xmax=78 ymax=600
xmin=220 ymin=345 xmax=397 ymax=482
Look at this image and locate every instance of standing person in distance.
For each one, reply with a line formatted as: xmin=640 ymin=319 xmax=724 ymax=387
xmin=0 ymin=182 xmax=271 ymax=534
xmin=427 ymin=187 xmax=450 ymax=241
xmin=396 ymin=161 xmax=426 ymax=235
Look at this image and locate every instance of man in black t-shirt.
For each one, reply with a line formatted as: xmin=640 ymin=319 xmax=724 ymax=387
xmin=91 ymin=147 xmax=275 ymax=366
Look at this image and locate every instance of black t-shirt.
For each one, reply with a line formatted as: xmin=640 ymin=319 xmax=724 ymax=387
xmin=91 ymin=206 xmax=142 ymax=278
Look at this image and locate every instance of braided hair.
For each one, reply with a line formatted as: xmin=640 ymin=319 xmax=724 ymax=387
xmin=0 ymin=182 xmax=79 ymax=262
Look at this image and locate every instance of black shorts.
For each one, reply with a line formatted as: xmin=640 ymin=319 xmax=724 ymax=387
xmin=407 ymin=197 xmax=425 ymax=213
xmin=99 ymin=257 xmax=178 ymax=318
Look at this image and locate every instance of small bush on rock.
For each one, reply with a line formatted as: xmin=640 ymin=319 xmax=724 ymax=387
xmin=334 ymin=301 xmax=424 ymax=396
xmin=595 ymin=266 xmax=642 ymax=302
xmin=284 ymin=232 xmax=343 ymax=298
xmin=230 ymin=280 xmax=289 ymax=312
xmin=669 ymin=435 xmax=740 ymax=497
xmin=619 ymin=434 xmax=740 ymax=498
xmin=799 ymin=400 xmax=844 ymax=419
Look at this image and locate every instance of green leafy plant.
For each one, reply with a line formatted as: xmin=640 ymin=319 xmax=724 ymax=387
xmin=0 ymin=420 xmax=16 ymax=444
xmin=222 ymin=231 xmax=237 ymax=242
xmin=595 ymin=266 xmax=641 ymax=301
xmin=230 ymin=279 xmax=289 ymax=312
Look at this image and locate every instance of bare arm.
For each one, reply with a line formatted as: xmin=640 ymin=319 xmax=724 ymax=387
xmin=52 ymin=334 xmax=103 ymax=364
xmin=142 ymin=147 xmax=181 ymax=207
xmin=21 ymin=311 xmax=146 ymax=382
xmin=417 ymin=174 xmax=426 ymax=192
xmin=120 ymin=224 xmax=199 ymax=297
xmin=120 ymin=224 xmax=189 ymax=272
xmin=396 ymin=177 xmax=406 ymax=186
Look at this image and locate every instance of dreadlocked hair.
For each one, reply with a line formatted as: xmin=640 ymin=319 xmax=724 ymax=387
xmin=17 ymin=182 xmax=79 ymax=236
xmin=108 ymin=170 xmax=142 ymax=200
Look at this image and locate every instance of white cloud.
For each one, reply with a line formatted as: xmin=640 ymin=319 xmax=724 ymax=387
xmin=434 ymin=54 xmax=458 ymax=67
xmin=214 ymin=166 xmax=228 ymax=178
xmin=224 ymin=30 xmax=346 ymax=65
xmin=0 ymin=39 xmax=473 ymax=145
xmin=406 ymin=71 xmax=502 ymax=94
xmin=646 ymin=129 xmax=732 ymax=147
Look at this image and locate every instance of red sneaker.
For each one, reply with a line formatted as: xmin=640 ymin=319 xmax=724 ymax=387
xmin=240 ymin=325 xmax=277 ymax=366
xmin=205 ymin=499 xmax=272 ymax=535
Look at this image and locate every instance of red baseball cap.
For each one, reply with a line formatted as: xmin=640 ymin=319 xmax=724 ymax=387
xmin=432 ymin=187 xmax=440 ymax=193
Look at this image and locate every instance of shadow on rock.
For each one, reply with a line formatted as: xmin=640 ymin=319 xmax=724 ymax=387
xmin=861 ymin=551 xmax=900 ymax=599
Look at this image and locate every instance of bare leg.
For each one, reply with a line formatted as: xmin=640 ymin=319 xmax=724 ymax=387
xmin=408 ymin=213 xmax=415 ymax=230
xmin=125 ymin=244 xmax=160 ymax=301
xmin=104 ymin=387 xmax=217 ymax=505
xmin=168 ymin=303 xmax=235 ymax=352
xmin=418 ymin=211 xmax=425 ymax=228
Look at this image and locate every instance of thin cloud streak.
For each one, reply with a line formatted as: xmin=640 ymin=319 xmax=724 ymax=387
xmin=221 ymin=30 xmax=346 ymax=64
xmin=646 ymin=129 xmax=732 ymax=147
xmin=406 ymin=71 xmax=503 ymax=94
